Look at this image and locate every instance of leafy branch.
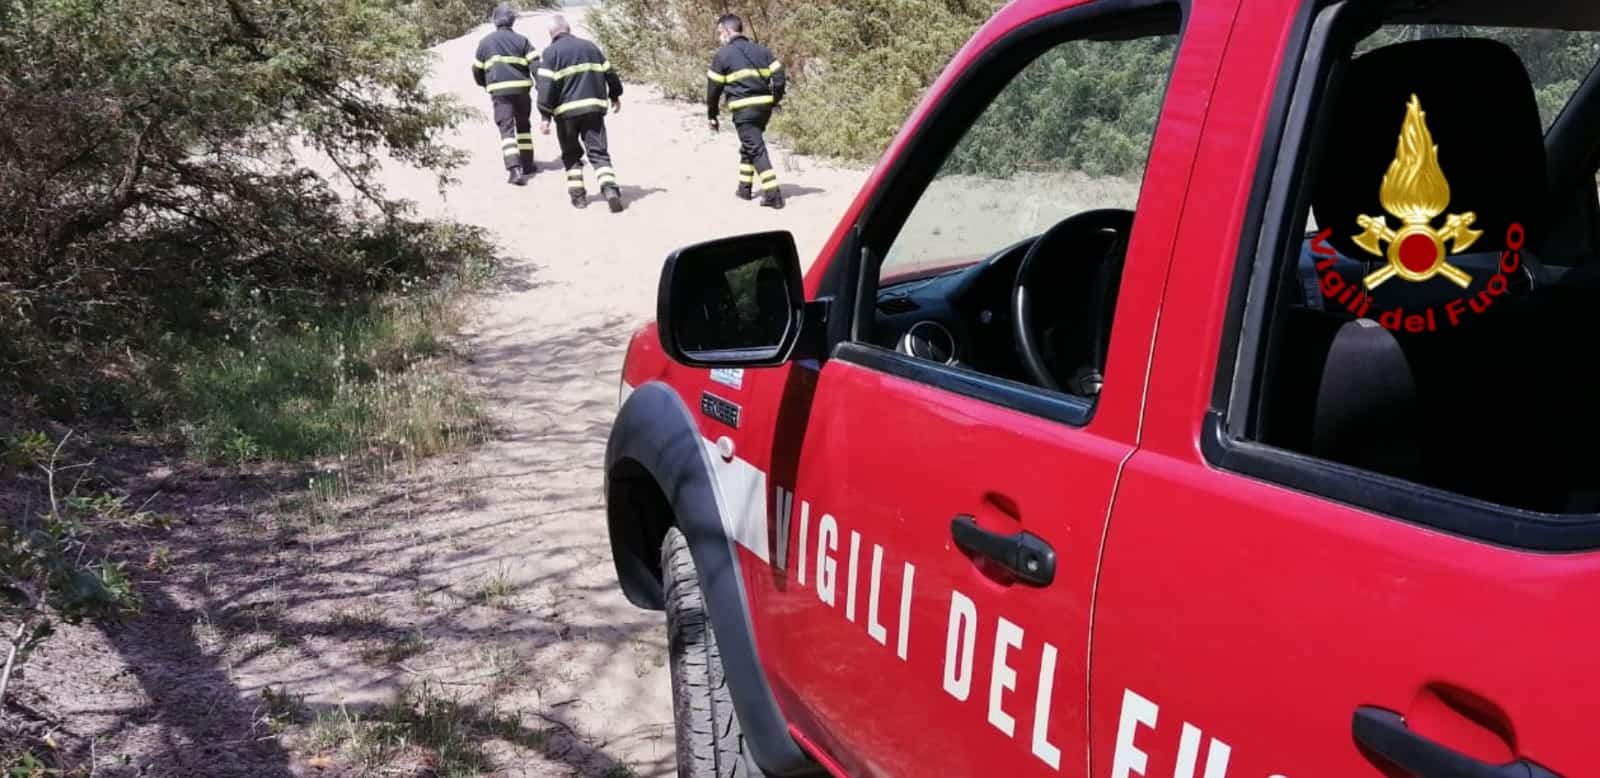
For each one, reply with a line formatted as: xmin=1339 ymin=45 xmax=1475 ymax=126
xmin=0 ymin=431 xmax=161 ymax=714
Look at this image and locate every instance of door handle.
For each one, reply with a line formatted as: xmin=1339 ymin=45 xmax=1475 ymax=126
xmin=950 ymin=515 xmax=1055 ymax=587
xmin=1352 ymin=706 xmax=1559 ymax=778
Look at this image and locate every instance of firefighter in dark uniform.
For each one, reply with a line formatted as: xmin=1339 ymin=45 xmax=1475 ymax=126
xmin=707 ymin=13 xmax=786 ymax=209
xmin=472 ymin=3 xmax=539 ymax=186
xmin=536 ymin=15 xmax=626 ymax=212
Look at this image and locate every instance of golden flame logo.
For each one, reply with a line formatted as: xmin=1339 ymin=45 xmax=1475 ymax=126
xmin=1354 ymin=94 xmax=1481 ymax=289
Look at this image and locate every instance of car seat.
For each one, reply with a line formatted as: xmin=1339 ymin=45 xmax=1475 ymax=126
xmin=1312 ymin=318 xmax=1423 ymax=482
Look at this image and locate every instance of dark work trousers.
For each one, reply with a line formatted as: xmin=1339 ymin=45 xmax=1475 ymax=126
xmin=735 ymin=108 xmax=777 ymax=193
xmin=492 ymin=92 xmax=535 ymax=171
xmin=555 ymin=112 xmax=616 ymax=193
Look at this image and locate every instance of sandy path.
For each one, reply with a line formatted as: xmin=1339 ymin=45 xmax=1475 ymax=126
xmin=356 ymin=12 xmax=1143 ymax=773
xmin=357 ymin=6 xmax=867 ymax=774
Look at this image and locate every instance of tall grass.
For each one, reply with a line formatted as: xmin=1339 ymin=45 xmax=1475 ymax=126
xmin=307 ymin=681 xmax=533 ymax=777
xmin=172 ymin=285 xmax=489 ymax=466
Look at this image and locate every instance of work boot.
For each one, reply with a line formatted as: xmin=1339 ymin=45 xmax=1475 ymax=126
xmin=735 ymin=184 xmax=754 ymax=201
xmin=603 ymin=184 xmax=625 ymax=213
xmin=569 ymin=190 xmax=588 ymax=209
xmin=761 ymin=188 xmax=785 ymax=210
xmin=507 ymin=166 xmax=528 ymax=186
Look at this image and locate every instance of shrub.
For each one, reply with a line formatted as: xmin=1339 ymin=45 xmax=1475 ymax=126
xmin=1 ymin=432 xmax=162 ymax=710
xmin=0 ymin=0 xmax=495 ymax=417
xmin=402 ymin=0 xmax=560 ymax=47
xmin=594 ymin=2 xmax=1600 ymax=179
xmin=591 ymin=0 xmax=1003 ymax=163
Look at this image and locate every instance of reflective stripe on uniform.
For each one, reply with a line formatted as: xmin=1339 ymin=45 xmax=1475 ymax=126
xmin=759 ymin=169 xmax=780 ymax=190
xmin=516 ymin=132 xmax=534 ymax=151
xmin=487 ymin=79 xmax=533 ymax=91
xmin=554 ymin=97 xmax=609 ymax=115
xmin=565 ymin=168 xmax=586 ymax=190
xmin=538 ymin=61 xmax=612 ymax=80
xmin=709 ymin=62 xmax=781 ymax=83
xmin=595 ymin=166 xmax=617 ymax=184
xmin=739 ymin=164 xmax=756 ymax=184
xmin=728 ymin=94 xmax=775 ymax=110
xmin=480 ymin=55 xmax=530 ymax=68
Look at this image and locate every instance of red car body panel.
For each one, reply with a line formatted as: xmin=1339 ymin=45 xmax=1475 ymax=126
xmin=613 ymin=0 xmax=1600 ymax=775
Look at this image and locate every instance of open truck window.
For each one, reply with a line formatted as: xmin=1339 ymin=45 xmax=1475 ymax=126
xmin=1228 ymin=1 xmax=1600 ymax=521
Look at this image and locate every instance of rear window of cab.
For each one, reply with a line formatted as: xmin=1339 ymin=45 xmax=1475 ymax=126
xmin=1212 ymin=0 xmax=1600 ymax=550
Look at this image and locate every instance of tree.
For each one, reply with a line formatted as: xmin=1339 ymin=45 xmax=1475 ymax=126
xmin=0 ymin=0 xmax=492 ymax=411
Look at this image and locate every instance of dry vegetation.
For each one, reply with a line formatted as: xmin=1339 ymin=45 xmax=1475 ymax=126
xmin=0 ymin=0 xmax=528 ymax=771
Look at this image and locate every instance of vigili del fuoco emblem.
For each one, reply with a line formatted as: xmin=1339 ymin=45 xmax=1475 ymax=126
xmin=1354 ymin=94 xmax=1482 ymax=290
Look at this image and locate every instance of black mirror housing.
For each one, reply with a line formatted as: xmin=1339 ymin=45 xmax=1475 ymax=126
xmin=656 ymin=230 xmax=808 ymax=368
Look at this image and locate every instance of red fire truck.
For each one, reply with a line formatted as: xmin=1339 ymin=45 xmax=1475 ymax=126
xmin=606 ymin=0 xmax=1600 ymax=775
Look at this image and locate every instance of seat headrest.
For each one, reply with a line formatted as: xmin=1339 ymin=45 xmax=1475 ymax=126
xmin=1311 ymin=38 xmax=1547 ymax=258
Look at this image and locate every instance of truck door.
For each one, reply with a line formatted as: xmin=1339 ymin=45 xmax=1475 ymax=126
xmin=759 ymin=2 xmax=1231 ymax=774
xmin=1090 ymin=2 xmax=1600 ymax=776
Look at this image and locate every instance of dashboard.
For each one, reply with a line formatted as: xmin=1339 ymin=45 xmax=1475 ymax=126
xmin=870 ymin=237 xmax=1038 ymax=383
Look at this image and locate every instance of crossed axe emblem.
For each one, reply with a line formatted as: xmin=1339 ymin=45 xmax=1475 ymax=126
xmin=1354 ymin=94 xmax=1481 ymax=290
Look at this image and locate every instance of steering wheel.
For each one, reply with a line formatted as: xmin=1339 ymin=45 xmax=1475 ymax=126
xmin=1012 ymin=208 xmax=1135 ymax=394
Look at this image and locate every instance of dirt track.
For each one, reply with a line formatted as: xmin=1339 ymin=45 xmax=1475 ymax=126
xmin=345 ymin=7 xmax=867 ymax=774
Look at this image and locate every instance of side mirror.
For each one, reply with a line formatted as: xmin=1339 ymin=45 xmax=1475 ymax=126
xmin=657 ymin=230 xmax=807 ymax=368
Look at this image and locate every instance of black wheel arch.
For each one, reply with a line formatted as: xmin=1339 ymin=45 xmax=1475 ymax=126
xmin=604 ymin=380 xmax=822 ymax=777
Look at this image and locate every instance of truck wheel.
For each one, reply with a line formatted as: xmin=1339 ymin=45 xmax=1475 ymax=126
xmin=663 ymin=527 xmax=754 ymax=777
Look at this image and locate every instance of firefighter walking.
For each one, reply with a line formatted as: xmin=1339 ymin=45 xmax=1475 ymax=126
xmin=707 ymin=14 xmax=786 ymax=209
xmin=472 ymin=4 xmax=539 ymax=186
xmin=537 ymin=15 xmax=626 ymax=212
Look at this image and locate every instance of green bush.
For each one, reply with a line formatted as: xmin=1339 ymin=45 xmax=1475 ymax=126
xmin=946 ymin=36 xmax=1176 ymax=178
xmin=0 ymin=0 xmax=496 ymax=417
xmin=169 ymin=253 xmax=493 ymax=465
xmin=591 ymin=0 xmax=1004 ymax=163
xmin=401 ymin=0 xmax=560 ymax=47
xmin=594 ymin=2 xmax=1600 ymax=179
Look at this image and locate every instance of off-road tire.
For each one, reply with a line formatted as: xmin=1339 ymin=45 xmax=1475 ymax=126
xmin=663 ymin=527 xmax=754 ymax=777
